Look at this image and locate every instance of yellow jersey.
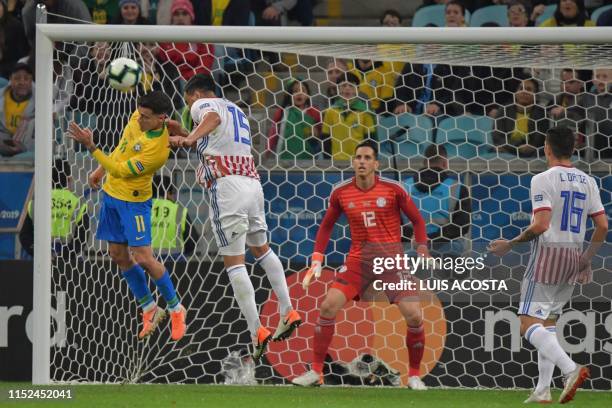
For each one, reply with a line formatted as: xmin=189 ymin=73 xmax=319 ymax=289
xmin=4 ymin=89 xmax=29 ymax=135
xmin=93 ymin=111 xmax=170 ymax=202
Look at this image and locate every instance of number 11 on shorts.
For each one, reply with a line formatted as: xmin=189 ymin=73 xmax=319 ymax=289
xmin=135 ymin=215 xmax=145 ymax=232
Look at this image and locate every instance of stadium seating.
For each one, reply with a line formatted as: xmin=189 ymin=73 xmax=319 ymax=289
xmin=591 ymin=4 xmax=612 ymax=24
xmin=469 ymin=5 xmax=509 ymax=27
xmin=536 ymin=4 xmax=557 ymax=26
xmin=377 ymin=113 xmax=434 ymax=158
xmin=435 ymin=115 xmax=494 ymax=159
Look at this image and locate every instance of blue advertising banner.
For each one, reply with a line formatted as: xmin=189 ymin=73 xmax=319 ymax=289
xmin=0 ymin=172 xmax=32 ymax=230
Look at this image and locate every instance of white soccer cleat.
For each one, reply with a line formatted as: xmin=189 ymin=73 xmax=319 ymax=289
xmin=559 ymin=365 xmax=590 ymax=404
xmin=407 ymin=376 xmax=428 ymax=390
xmin=292 ymin=370 xmax=323 ymax=387
xmin=523 ymin=387 xmax=552 ymax=404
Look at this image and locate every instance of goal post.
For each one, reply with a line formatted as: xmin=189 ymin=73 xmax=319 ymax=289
xmin=33 ymin=22 xmax=612 ymax=385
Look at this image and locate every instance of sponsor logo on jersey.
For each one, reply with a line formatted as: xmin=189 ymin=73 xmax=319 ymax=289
xmin=348 ymin=202 xmax=356 ymax=209
xmin=199 ymin=103 xmax=210 ymax=109
xmin=534 ymin=194 xmax=543 ymax=202
xmin=376 ymin=197 xmax=386 ymax=208
xmin=135 ymin=161 xmax=145 ymax=172
xmin=133 ymin=143 xmax=142 ymax=152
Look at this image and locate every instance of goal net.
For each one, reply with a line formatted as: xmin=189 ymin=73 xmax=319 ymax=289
xmin=36 ymin=25 xmax=611 ymax=388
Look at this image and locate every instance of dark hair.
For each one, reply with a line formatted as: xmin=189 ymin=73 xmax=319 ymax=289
xmin=281 ymin=78 xmax=311 ymax=108
xmin=336 ymin=71 xmax=361 ymax=87
xmin=553 ymin=0 xmax=586 ymax=26
xmin=137 ymin=91 xmax=172 ymax=115
xmin=380 ymin=9 xmax=402 ymax=24
xmin=445 ymin=1 xmax=465 ymax=16
xmin=184 ymin=74 xmax=216 ymax=95
xmin=355 ymin=139 xmax=378 ymax=159
xmin=516 ymin=77 xmax=539 ymax=93
xmin=153 ymin=174 xmax=175 ymax=198
xmin=424 ymin=144 xmax=447 ymax=166
xmin=53 ymin=158 xmax=70 ymax=188
xmin=546 ymin=126 xmax=575 ymax=159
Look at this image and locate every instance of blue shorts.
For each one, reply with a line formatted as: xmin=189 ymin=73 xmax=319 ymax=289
xmin=96 ymin=192 xmax=152 ymax=247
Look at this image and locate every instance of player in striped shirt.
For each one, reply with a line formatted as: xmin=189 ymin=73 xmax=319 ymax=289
xmin=489 ymin=126 xmax=608 ymax=404
xmin=169 ymin=75 xmax=301 ymax=362
xmin=292 ymin=140 xmax=430 ymax=389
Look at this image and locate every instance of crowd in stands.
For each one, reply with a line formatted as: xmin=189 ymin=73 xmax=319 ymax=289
xmin=0 ymin=0 xmax=610 ymax=163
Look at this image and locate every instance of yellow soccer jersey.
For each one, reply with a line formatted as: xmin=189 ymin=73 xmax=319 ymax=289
xmin=93 ymin=111 xmax=170 ymax=202
xmin=4 ymin=89 xmax=29 ymax=135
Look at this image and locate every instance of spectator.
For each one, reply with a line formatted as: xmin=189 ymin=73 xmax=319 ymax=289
xmin=547 ymin=68 xmax=589 ymax=149
xmin=19 ymin=158 xmax=89 ymax=259
xmin=321 ymin=72 xmax=376 ymax=161
xmin=195 ymin=0 xmax=250 ymax=25
xmin=152 ymin=175 xmax=199 ymax=259
xmin=22 ymin=0 xmax=92 ymax=46
xmin=381 ymin=8 xmax=402 ymax=27
xmin=349 ymin=59 xmax=397 ymax=113
xmin=70 ymin=42 xmax=126 ymax=149
xmin=493 ymin=78 xmax=549 ymax=157
xmin=141 ymin=0 xmax=166 ymax=24
xmin=0 ymin=0 xmax=30 ymax=78
xmin=84 ymin=0 xmax=118 ymax=24
xmin=318 ymin=58 xmax=347 ymax=109
xmin=0 ymin=62 xmax=34 ymax=158
xmin=539 ymin=0 xmax=595 ymax=26
xmin=585 ymin=68 xmax=612 ymax=159
xmin=287 ymin=0 xmax=314 ymax=26
xmin=111 ymin=0 xmax=148 ymax=24
xmin=252 ymin=0 xmax=297 ymax=26
xmin=596 ymin=7 xmax=612 ymax=26
xmin=157 ymin=0 xmax=215 ymax=82
xmin=403 ymin=144 xmax=471 ymax=254
xmin=267 ymin=77 xmax=321 ymax=160
xmin=445 ymin=0 xmax=466 ymax=27
xmin=388 ymin=62 xmax=470 ymax=117
xmin=6 ymin=0 xmax=26 ymax=19
xmin=507 ymin=0 xmax=535 ymax=27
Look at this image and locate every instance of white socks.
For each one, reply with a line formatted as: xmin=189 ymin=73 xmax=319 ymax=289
xmin=525 ymin=323 xmax=577 ymax=376
xmin=227 ymin=264 xmax=261 ymax=336
xmin=257 ymin=248 xmax=292 ymax=316
xmin=535 ymin=326 xmax=557 ymax=393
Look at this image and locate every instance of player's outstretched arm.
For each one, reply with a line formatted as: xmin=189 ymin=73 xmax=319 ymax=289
xmin=302 ymin=192 xmax=342 ymax=289
xmin=489 ymin=210 xmax=551 ymax=256
xmin=180 ymin=112 xmax=221 ymax=148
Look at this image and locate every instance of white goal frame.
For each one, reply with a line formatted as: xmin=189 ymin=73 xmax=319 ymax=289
xmin=33 ymin=21 xmax=612 ymax=384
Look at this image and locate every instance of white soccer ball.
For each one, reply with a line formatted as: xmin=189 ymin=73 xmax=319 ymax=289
xmin=107 ymin=57 xmax=142 ymax=92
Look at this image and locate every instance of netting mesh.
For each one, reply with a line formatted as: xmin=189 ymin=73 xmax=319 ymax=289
xmin=48 ymin=39 xmax=611 ymax=387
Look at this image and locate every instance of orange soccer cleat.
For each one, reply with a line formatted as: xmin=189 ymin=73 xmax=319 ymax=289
xmin=138 ymin=306 xmax=167 ymax=340
xmin=170 ymin=305 xmax=187 ymax=341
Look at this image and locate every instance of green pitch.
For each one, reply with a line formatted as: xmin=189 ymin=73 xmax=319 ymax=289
xmin=1 ymin=383 xmax=609 ymax=407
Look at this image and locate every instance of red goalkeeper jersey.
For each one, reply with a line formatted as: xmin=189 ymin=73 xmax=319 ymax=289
xmin=313 ymin=176 xmax=427 ymax=262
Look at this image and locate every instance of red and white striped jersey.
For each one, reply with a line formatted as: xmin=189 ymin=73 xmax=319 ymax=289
xmin=526 ymin=165 xmax=604 ymax=283
xmin=190 ymin=98 xmax=259 ymax=186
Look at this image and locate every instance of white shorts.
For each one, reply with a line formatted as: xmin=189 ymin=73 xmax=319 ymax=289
xmin=207 ymin=175 xmax=268 ymax=256
xmin=518 ymin=279 xmax=575 ymax=320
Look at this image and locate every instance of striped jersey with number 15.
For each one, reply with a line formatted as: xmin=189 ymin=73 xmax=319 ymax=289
xmin=190 ymin=98 xmax=259 ymax=187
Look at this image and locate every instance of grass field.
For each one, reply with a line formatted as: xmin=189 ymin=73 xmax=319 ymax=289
xmin=1 ymin=383 xmax=610 ymax=408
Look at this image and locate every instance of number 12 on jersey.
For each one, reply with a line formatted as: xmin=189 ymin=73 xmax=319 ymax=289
xmin=227 ymin=106 xmax=251 ymax=146
xmin=362 ymin=211 xmax=376 ymax=227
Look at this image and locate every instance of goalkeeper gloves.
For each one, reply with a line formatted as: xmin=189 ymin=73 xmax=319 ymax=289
xmin=302 ymin=252 xmax=324 ymax=289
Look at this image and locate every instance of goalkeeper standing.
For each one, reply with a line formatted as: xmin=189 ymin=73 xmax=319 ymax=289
xmin=68 ymin=91 xmax=187 ymax=342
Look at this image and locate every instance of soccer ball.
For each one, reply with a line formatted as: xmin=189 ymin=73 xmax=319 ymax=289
xmin=107 ymin=57 xmax=142 ymax=92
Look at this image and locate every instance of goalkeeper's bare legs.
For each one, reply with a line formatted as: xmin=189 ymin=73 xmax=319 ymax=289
xmin=251 ymin=243 xmax=301 ymax=341
xmin=520 ymin=315 xmax=589 ymax=404
xmin=397 ymin=299 xmax=427 ymax=390
xmin=108 ymin=243 xmax=186 ymax=340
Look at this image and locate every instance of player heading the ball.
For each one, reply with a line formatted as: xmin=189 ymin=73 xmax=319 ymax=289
xmin=169 ymin=74 xmax=301 ymax=362
xmin=293 ymin=140 xmax=431 ymax=389
xmin=489 ymin=126 xmax=608 ymax=404
xmin=68 ymin=90 xmax=187 ymax=342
